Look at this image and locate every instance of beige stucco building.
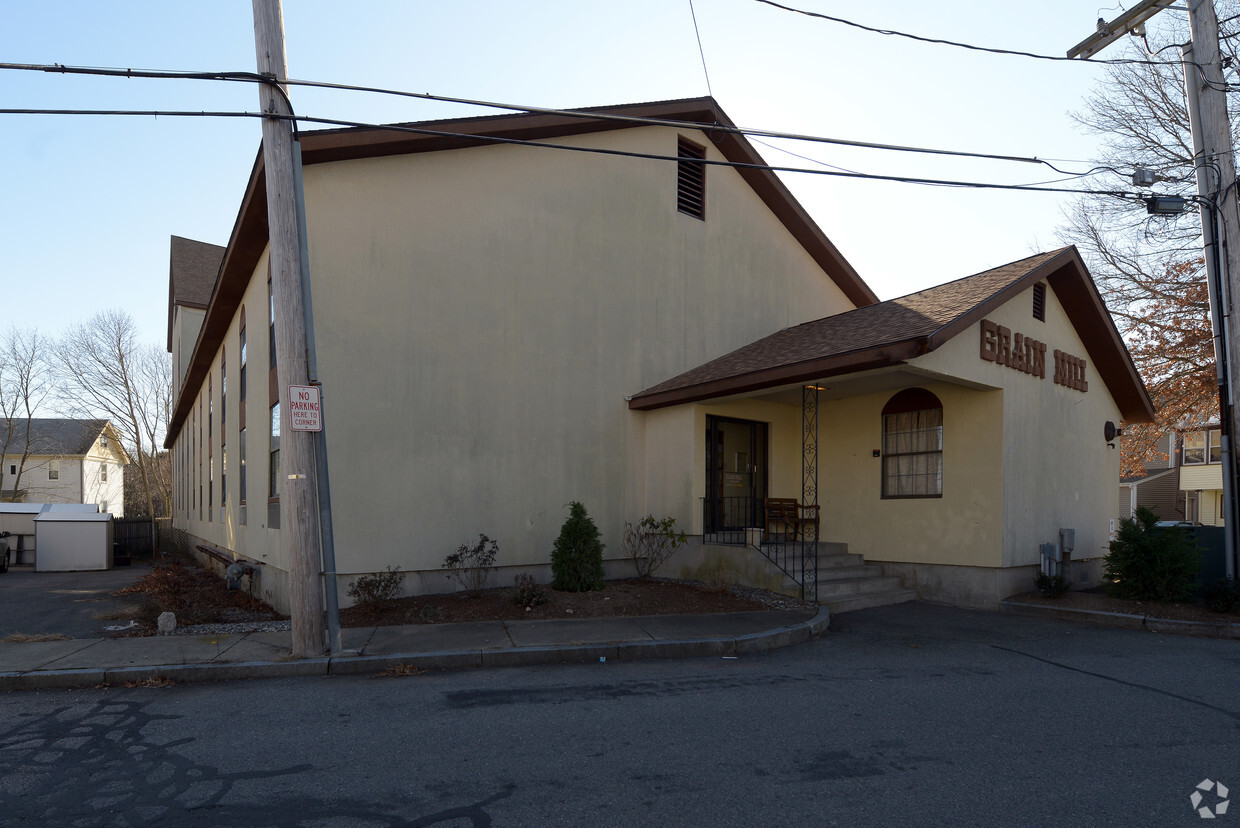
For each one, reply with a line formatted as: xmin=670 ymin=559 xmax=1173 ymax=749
xmin=165 ymin=98 xmax=1153 ymax=613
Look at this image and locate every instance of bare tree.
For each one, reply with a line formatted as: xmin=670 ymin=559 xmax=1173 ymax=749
xmin=0 ymin=328 xmax=52 ymax=501
xmin=1058 ymin=5 xmax=1240 ymax=476
xmin=52 ymin=310 xmax=173 ymax=518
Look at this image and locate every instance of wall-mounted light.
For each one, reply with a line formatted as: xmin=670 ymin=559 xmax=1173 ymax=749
xmin=1104 ymin=420 xmax=1124 ymax=448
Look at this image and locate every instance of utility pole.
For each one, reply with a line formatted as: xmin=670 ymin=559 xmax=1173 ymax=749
xmin=1070 ymin=0 xmax=1240 ymax=579
xmin=252 ymin=0 xmax=327 ymax=655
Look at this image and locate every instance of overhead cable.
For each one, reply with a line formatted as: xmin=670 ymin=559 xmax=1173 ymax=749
xmin=751 ymin=0 xmax=1206 ymax=67
xmin=0 ymin=61 xmax=1102 ymax=174
xmin=0 ymin=105 xmax=1149 ymax=202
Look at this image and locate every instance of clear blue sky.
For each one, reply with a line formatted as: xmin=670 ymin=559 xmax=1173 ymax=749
xmin=0 ymin=2 xmax=1156 ymax=349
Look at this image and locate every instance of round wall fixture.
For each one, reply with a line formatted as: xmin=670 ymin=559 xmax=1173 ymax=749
xmin=1104 ymin=421 xmax=1123 ymax=442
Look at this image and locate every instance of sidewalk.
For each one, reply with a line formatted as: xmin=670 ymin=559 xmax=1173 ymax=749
xmin=0 ymin=608 xmax=830 ymax=691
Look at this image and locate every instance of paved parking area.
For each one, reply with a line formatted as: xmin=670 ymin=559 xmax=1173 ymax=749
xmin=0 ymin=565 xmax=150 ymax=639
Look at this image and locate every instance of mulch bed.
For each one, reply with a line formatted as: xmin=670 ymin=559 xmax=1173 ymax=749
xmin=109 ymin=555 xmax=796 ymax=634
xmin=339 ymin=578 xmax=779 ymax=627
xmin=108 ymin=555 xmax=284 ymax=635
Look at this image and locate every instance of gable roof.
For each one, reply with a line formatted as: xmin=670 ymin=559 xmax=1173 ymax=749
xmin=1121 ymin=467 xmax=1177 ymax=486
xmin=167 ymin=235 xmax=226 ymax=352
xmin=0 ymin=419 xmax=124 ymax=460
xmin=166 ymin=96 xmax=876 ymax=446
xmin=629 ymin=246 xmax=1156 ymax=423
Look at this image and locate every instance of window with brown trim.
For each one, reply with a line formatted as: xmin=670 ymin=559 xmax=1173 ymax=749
xmin=677 ymin=136 xmax=706 ymax=220
xmin=269 ymin=402 xmax=280 ymax=502
xmin=221 ymin=345 xmax=227 ymax=437
xmin=881 ymin=388 xmax=943 ymax=498
xmin=239 ymin=426 xmax=247 ymax=526
xmin=268 ymin=273 xmax=277 ymax=370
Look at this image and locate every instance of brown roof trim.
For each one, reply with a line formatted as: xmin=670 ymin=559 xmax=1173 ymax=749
xmin=1045 ymin=252 xmax=1155 ymax=423
xmin=628 ymin=246 xmax=1156 ymax=424
xmin=165 ymin=97 xmax=875 ymax=446
xmin=628 ymin=340 xmax=924 ymax=410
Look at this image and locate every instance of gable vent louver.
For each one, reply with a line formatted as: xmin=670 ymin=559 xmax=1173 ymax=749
xmin=1032 ymin=282 xmax=1047 ymax=322
xmin=677 ymin=136 xmax=706 ymax=220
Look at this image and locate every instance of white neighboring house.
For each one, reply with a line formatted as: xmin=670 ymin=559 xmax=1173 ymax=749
xmin=0 ymin=419 xmax=129 ymax=516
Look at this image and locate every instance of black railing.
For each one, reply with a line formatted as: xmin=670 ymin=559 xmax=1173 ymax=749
xmin=701 ymin=496 xmax=818 ymax=601
xmin=702 ymin=495 xmax=763 ymax=545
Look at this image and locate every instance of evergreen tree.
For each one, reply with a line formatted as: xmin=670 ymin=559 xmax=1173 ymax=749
xmin=551 ymin=501 xmax=605 ymax=592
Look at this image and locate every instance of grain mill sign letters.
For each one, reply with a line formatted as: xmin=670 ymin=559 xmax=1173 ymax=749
xmin=288 ymin=384 xmax=322 ymax=431
xmin=979 ymin=319 xmax=1088 ymax=392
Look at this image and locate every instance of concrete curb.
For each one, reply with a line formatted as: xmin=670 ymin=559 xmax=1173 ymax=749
xmin=1000 ymin=600 xmax=1240 ymax=640
xmin=0 ymin=607 xmax=831 ymax=690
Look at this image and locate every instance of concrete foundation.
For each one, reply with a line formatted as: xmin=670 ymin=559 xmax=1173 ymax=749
xmin=876 ymin=557 xmax=1107 ymax=609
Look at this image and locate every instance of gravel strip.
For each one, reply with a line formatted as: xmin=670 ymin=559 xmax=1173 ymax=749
xmin=171 ymin=620 xmax=291 ymax=636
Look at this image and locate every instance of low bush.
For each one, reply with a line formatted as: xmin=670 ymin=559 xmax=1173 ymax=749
xmin=512 ymin=573 xmax=549 ymax=608
xmin=1034 ymin=572 xmax=1070 ymax=598
xmin=551 ymin=501 xmax=605 ymax=592
xmin=1103 ymin=506 xmax=1198 ymax=603
xmin=623 ymin=515 xmax=688 ymax=579
xmin=442 ymin=534 xmax=500 ymax=593
xmin=1201 ymin=578 xmax=1240 ymax=614
xmin=347 ymin=565 xmax=404 ymax=610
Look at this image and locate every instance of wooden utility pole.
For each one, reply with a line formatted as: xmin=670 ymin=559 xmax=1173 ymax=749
xmin=252 ymin=0 xmax=326 ymax=656
xmin=1185 ymin=0 xmax=1240 ymax=581
xmin=1070 ymin=0 xmax=1240 ymax=580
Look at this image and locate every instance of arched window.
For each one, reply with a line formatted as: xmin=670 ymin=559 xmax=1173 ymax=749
xmin=881 ymin=388 xmax=943 ymax=498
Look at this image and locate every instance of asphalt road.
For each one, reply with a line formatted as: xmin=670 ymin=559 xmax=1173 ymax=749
xmin=2 ymin=602 xmax=1237 ymax=826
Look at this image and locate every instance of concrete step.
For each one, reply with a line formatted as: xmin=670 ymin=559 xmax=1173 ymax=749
xmin=814 ymin=575 xmax=904 ymax=599
xmin=815 ymin=563 xmax=885 ymax=582
xmin=816 ymin=552 xmax=865 ymax=569
xmin=824 ymin=588 xmax=919 ymax=615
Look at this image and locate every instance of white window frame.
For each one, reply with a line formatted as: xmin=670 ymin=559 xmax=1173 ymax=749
xmin=1183 ymin=429 xmax=1221 ymax=465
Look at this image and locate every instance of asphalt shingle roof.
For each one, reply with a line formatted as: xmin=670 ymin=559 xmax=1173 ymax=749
xmin=633 ymin=250 xmax=1064 ymax=401
xmin=0 ymin=419 xmax=112 ymax=457
xmin=167 ymin=235 xmax=225 ymax=351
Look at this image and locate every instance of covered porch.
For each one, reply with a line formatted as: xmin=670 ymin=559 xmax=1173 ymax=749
xmin=636 ymin=362 xmax=998 ymax=609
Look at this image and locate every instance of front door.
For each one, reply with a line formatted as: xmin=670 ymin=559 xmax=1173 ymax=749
xmin=705 ymin=416 xmax=768 ymax=538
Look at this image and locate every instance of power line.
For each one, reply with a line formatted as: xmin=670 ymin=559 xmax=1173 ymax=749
xmin=0 ymin=104 xmax=1149 ymax=201
xmin=752 ymin=135 xmax=1118 ymax=187
xmin=687 ymin=0 xmax=714 ymax=101
xmin=0 ymin=61 xmax=1103 ymax=174
xmin=751 ymin=0 xmax=1205 ymax=67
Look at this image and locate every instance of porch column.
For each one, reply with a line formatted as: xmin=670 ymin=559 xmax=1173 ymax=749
xmin=801 ymin=385 xmax=819 ymax=600
xmin=801 ymin=384 xmax=819 ymax=520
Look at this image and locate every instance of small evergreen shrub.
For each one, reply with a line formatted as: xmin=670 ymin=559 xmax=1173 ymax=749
xmin=1104 ymin=506 xmax=1198 ymax=603
xmin=551 ymin=501 xmax=606 ymax=592
xmin=1201 ymin=578 xmax=1240 ymax=614
xmin=623 ymin=515 xmax=688 ymax=579
xmin=347 ymin=565 xmax=404 ymax=610
xmin=442 ymin=534 xmax=500 ymax=593
xmin=1034 ymin=572 xmax=1070 ymax=598
xmin=512 ymin=573 xmax=548 ymax=607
